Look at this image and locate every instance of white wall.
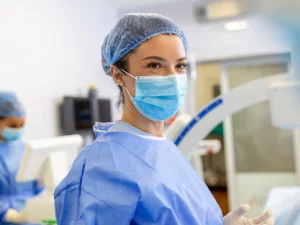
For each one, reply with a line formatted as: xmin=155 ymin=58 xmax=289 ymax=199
xmin=119 ymin=2 xmax=291 ymax=62
xmin=0 ymin=0 xmax=120 ymax=140
xmin=184 ymin=15 xmax=291 ymax=62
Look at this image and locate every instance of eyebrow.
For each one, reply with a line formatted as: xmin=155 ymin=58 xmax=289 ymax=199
xmin=142 ymin=56 xmax=166 ymax=62
xmin=177 ymin=57 xmax=187 ymax=62
xmin=142 ymin=56 xmax=187 ymax=62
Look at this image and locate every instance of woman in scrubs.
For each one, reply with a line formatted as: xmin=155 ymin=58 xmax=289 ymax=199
xmin=0 ymin=92 xmax=42 ymax=225
xmin=54 ymin=13 xmax=274 ymax=225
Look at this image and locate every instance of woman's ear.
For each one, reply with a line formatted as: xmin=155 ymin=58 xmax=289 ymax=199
xmin=110 ymin=65 xmax=124 ymax=86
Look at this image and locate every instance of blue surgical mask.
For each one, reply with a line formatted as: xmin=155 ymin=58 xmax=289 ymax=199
xmin=121 ymin=69 xmax=187 ymax=121
xmin=1 ymin=127 xmax=24 ymax=142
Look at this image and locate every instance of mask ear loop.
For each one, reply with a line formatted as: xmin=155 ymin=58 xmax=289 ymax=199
xmin=124 ymin=88 xmax=133 ymax=98
xmin=119 ymin=68 xmax=135 ymax=98
xmin=120 ymin=68 xmax=137 ymax=80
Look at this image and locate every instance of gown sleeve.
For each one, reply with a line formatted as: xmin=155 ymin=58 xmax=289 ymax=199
xmin=0 ymin=199 xmax=10 ymax=222
xmin=0 ymin=158 xmax=9 ymax=221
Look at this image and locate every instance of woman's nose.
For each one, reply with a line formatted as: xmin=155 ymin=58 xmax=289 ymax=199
xmin=165 ymin=67 xmax=177 ymax=75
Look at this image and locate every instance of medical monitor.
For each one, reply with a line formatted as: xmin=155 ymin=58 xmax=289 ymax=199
xmin=60 ymin=97 xmax=112 ymax=134
xmin=16 ymin=135 xmax=83 ymax=191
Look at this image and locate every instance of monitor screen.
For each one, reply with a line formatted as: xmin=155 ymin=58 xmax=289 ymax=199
xmin=60 ymin=97 xmax=112 ymax=134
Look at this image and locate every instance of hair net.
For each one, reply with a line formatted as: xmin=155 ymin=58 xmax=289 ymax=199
xmin=0 ymin=92 xmax=25 ymax=118
xmin=101 ymin=13 xmax=188 ymax=76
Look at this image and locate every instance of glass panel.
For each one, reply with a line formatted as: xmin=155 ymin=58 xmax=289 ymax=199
xmin=228 ymin=63 xmax=295 ymax=172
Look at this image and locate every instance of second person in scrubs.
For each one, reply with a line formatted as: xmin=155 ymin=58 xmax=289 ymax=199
xmin=0 ymin=92 xmax=42 ymax=225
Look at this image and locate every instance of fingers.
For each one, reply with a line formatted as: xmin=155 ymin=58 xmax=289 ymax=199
xmin=252 ymin=209 xmax=273 ymax=224
xmin=5 ymin=209 xmax=19 ymax=222
xmin=4 ymin=209 xmax=25 ymax=223
xmin=234 ymin=204 xmax=250 ymax=217
xmin=259 ymin=218 xmax=275 ymax=225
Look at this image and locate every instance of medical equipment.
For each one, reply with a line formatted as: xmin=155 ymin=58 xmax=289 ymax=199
xmin=165 ymin=114 xmax=192 ymax=140
xmin=16 ymin=134 xmax=83 ymax=223
xmin=264 ymin=187 xmax=300 ymax=225
xmin=265 ymin=187 xmax=300 ymax=215
xmin=172 ymin=74 xmax=300 ymax=215
xmin=60 ymin=96 xmax=112 ymax=135
xmin=166 ymin=114 xmax=221 ymax=178
xmin=269 ymin=79 xmax=300 ymax=129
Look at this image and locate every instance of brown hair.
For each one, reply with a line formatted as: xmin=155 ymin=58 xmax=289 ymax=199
xmin=113 ymin=49 xmax=135 ymax=107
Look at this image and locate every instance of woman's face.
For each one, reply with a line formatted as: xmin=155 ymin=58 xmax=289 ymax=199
xmin=121 ymin=34 xmax=187 ymax=98
xmin=0 ymin=117 xmax=25 ymax=132
xmin=127 ymin=34 xmax=187 ymax=76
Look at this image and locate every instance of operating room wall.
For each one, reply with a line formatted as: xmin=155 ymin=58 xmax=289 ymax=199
xmin=119 ymin=2 xmax=291 ymax=61
xmin=184 ymin=15 xmax=290 ymax=62
xmin=0 ymin=0 xmax=119 ymax=140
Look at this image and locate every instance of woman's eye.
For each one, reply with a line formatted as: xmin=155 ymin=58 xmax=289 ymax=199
xmin=147 ymin=62 xmax=162 ymax=69
xmin=176 ymin=63 xmax=187 ymax=69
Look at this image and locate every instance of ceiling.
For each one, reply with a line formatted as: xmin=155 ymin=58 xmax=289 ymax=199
xmin=104 ymin=0 xmax=199 ymax=10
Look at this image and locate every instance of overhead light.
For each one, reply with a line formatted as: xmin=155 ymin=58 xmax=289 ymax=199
xmin=195 ymin=0 xmax=246 ymax=22
xmin=224 ymin=20 xmax=248 ymax=31
xmin=207 ymin=0 xmax=241 ymax=20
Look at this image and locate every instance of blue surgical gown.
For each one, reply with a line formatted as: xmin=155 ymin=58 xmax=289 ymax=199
xmin=0 ymin=140 xmax=43 ymax=225
xmin=54 ymin=122 xmax=223 ymax=225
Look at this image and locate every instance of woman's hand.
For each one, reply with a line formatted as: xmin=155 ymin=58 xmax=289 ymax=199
xmin=223 ymin=204 xmax=274 ymax=225
xmin=4 ymin=209 xmax=27 ymax=223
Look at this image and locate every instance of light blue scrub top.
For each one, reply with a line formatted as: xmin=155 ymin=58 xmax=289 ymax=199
xmin=0 ymin=140 xmax=43 ymax=225
xmin=54 ymin=121 xmax=223 ymax=225
xmin=109 ymin=120 xmax=152 ymax=136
